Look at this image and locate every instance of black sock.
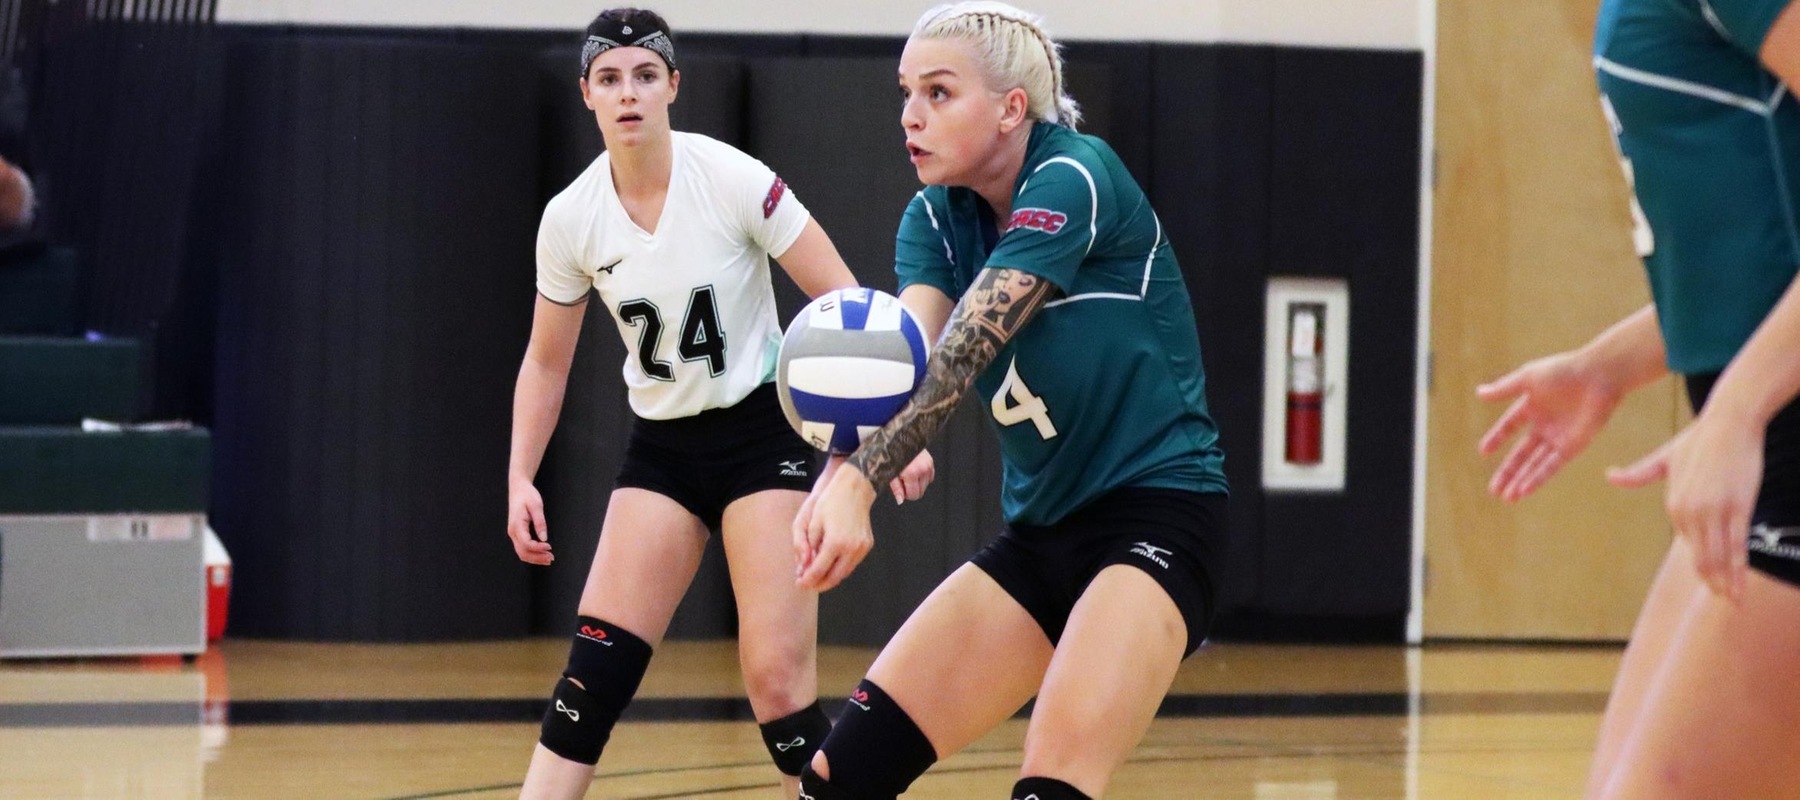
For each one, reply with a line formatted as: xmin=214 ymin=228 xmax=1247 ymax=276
xmin=1012 ymin=776 xmax=1092 ymax=800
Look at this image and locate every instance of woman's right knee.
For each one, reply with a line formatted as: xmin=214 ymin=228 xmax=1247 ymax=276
xmin=538 ymin=616 xmax=655 ymax=766
xmin=798 ymin=680 xmax=937 ymax=799
xmin=738 ymin=636 xmax=812 ymax=710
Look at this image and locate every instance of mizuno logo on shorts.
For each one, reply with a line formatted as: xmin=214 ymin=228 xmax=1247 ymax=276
xmin=1750 ymin=524 xmax=1800 ymax=562
xmin=779 ymin=460 xmax=809 ymax=477
xmin=1130 ymin=542 xmax=1172 ymax=569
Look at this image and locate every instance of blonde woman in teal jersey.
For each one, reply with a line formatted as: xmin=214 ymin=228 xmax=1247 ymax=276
xmin=794 ymin=4 xmax=1227 ymax=798
xmin=1479 ymin=0 xmax=1800 ymax=796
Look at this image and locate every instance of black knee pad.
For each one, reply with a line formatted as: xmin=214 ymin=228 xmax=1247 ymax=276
xmin=759 ymin=701 xmax=832 ymax=776
xmin=805 ymin=680 xmax=936 ymax=798
xmin=1013 ymin=776 xmax=1092 ymax=800
xmin=538 ymin=616 xmax=653 ymax=765
xmin=800 ymin=763 xmax=865 ymax=800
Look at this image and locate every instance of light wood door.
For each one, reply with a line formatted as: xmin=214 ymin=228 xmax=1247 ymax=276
xmin=1425 ymin=0 xmax=1684 ymax=640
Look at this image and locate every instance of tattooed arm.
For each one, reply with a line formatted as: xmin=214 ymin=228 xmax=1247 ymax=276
xmin=849 ymin=268 xmax=1058 ymax=488
xmin=795 ymin=267 xmax=1058 ymax=591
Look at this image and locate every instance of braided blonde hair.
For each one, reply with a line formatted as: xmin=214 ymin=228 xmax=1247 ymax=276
xmin=911 ymin=2 xmax=1081 ymax=128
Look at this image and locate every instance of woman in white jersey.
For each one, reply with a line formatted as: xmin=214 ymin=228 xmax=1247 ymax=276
xmin=505 ymin=9 xmax=934 ymax=799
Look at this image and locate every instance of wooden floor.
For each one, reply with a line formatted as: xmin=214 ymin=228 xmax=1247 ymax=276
xmin=0 ymin=639 xmax=1621 ymax=798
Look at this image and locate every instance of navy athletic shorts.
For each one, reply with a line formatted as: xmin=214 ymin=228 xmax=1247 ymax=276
xmin=615 ymin=382 xmax=817 ymax=530
xmin=970 ymin=487 xmax=1225 ymax=656
xmin=1687 ymin=372 xmax=1800 ymax=588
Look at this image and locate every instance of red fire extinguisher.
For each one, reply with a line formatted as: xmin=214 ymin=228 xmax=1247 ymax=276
xmin=1285 ymin=303 xmax=1324 ymax=465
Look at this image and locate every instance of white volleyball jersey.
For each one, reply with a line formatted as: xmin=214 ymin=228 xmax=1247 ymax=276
xmin=536 ymin=132 xmax=812 ymax=420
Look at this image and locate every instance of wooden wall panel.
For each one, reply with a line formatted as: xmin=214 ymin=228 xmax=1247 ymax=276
xmin=1425 ymin=0 xmax=1682 ymax=640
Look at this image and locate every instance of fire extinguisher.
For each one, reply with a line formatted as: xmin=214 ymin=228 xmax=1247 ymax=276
xmin=1285 ymin=303 xmax=1324 ymax=465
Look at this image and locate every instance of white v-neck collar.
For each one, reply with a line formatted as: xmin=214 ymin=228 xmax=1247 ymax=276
xmin=607 ymin=134 xmax=683 ymax=243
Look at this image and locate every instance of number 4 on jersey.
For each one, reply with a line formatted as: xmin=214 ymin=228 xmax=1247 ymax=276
xmin=991 ymin=357 xmax=1058 ymax=439
xmin=677 ymin=285 xmax=725 ymax=376
xmin=1600 ymin=95 xmax=1655 ymax=258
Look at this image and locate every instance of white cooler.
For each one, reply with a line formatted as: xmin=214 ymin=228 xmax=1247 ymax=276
xmin=0 ymin=513 xmax=206 ymax=658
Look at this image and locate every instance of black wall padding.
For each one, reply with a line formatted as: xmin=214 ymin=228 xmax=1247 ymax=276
xmin=1258 ymin=48 xmax=1420 ymax=622
xmin=1150 ymin=44 xmax=1420 ymax=639
xmin=746 ymin=57 xmax=923 ymax=292
xmin=1152 ymin=46 xmax=1418 ymax=641
xmin=1060 ymin=42 xmax=1152 ymax=190
xmin=680 ymin=32 xmax=805 ymax=61
xmin=533 ymin=45 xmax=604 ymax=207
xmin=668 ymin=55 xmax=748 ymax=147
xmin=211 ymin=37 xmax=538 ymax=639
xmin=1150 ymin=44 xmax=1275 ymax=618
xmin=32 ymin=23 xmax=223 ymax=336
xmin=47 ymin=24 xmax=1423 ymax=643
xmin=525 ymin=51 xmax=752 ymax=638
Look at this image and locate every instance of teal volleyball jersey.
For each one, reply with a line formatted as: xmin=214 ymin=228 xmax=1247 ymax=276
xmin=1595 ymin=0 xmax=1800 ymax=373
xmin=895 ymin=122 xmax=1228 ymax=526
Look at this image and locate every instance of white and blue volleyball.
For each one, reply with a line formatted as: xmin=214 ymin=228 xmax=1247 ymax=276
xmin=777 ymin=287 xmax=930 ymax=454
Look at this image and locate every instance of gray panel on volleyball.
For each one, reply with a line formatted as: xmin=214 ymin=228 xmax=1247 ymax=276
xmin=0 ymin=515 xmax=205 ymax=658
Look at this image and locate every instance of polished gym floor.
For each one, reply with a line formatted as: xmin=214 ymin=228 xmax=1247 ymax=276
xmin=0 ymin=639 xmax=1617 ymax=798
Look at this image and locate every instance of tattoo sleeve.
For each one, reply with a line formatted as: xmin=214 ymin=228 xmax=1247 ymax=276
xmin=845 ymin=267 xmax=1058 ymax=490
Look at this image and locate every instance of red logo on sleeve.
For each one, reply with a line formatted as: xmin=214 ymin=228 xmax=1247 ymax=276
xmin=762 ymin=176 xmax=787 ymax=219
xmin=1007 ymin=208 xmax=1068 ymax=234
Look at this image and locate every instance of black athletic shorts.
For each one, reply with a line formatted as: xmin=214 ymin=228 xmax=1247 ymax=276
xmin=970 ymin=487 xmax=1225 ymax=657
xmin=1687 ymin=373 xmax=1800 ymax=588
xmin=615 ymin=382 xmax=818 ymax=530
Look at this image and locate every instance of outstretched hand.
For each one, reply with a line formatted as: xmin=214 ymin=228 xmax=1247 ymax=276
xmin=1477 ymin=350 xmax=1628 ymax=501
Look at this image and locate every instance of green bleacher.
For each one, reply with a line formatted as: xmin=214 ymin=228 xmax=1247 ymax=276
xmin=0 ymin=427 xmax=210 ymax=513
xmin=0 ymin=245 xmax=210 ymax=516
xmin=0 ymin=336 xmax=142 ymax=425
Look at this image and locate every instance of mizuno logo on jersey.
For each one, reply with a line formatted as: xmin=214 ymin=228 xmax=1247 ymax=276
xmin=598 ymin=259 xmax=622 ymax=274
xmin=1007 ymin=207 xmax=1068 ymax=234
xmin=763 ymin=176 xmax=788 ymax=219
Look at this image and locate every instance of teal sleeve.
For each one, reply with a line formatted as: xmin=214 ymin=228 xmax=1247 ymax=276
xmin=894 ymin=192 xmax=961 ymax=300
xmin=984 ymin=157 xmax=1105 ymax=292
xmin=1704 ymin=0 xmax=1792 ymax=55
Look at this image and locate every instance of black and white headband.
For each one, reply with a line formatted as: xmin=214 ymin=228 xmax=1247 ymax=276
xmin=580 ymin=24 xmax=677 ymax=77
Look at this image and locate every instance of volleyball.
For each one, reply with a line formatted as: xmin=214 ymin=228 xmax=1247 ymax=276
xmin=776 ymin=287 xmax=930 ymax=454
